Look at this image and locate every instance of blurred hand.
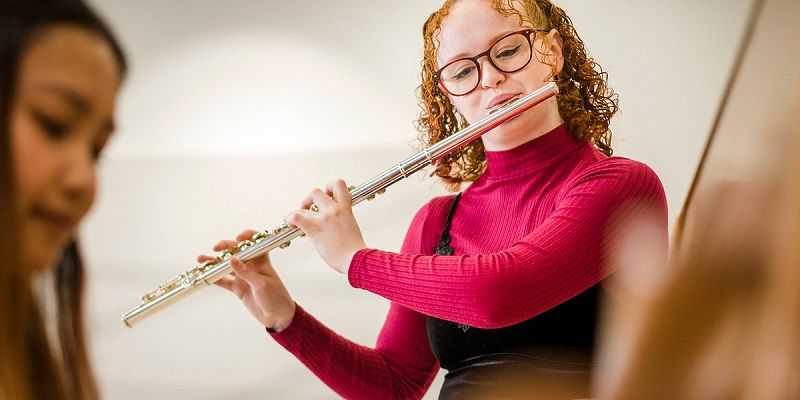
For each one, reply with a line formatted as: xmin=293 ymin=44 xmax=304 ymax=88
xmin=198 ymin=229 xmax=296 ymax=332
xmin=285 ymin=179 xmax=367 ymax=274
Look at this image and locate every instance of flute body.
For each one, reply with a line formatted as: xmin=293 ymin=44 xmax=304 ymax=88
xmin=122 ymin=82 xmax=558 ymax=327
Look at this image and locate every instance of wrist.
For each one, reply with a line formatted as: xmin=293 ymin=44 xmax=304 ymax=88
xmin=268 ymin=302 xmax=297 ymax=333
xmin=340 ymin=246 xmax=365 ymax=274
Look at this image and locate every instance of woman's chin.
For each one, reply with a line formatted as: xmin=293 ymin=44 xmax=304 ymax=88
xmin=483 ymin=118 xmax=531 ymax=150
xmin=23 ymin=237 xmax=68 ymax=273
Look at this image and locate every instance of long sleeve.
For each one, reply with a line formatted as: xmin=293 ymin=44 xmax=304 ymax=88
xmin=268 ymin=204 xmax=440 ymax=400
xmin=348 ymin=158 xmax=668 ymax=329
xmin=270 ymin=303 xmax=438 ymax=399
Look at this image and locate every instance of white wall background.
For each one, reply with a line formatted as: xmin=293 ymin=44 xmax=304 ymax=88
xmin=81 ymin=1 xmax=753 ymax=398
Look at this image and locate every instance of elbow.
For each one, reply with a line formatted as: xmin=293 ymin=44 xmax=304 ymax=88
xmin=463 ymin=252 xmax=529 ymax=329
xmin=378 ymin=356 xmax=437 ymax=400
xmin=469 ymin=282 xmax=519 ymax=329
xmin=387 ymin=372 xmax=432 ymax=400
xmin=472 ymin=302 xmax=515 ymax=329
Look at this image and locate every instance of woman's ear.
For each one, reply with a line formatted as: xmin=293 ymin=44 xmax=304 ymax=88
xmin=545 ymin=28 xmax=564 ymax=76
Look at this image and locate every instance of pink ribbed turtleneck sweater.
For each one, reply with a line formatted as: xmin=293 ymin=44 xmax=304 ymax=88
xmin=270 ymin=124 xmax=667 ymax=399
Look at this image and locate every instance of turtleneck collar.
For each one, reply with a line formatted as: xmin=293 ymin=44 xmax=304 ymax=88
xmin=483 ymin=124 xmax=584 ymax=180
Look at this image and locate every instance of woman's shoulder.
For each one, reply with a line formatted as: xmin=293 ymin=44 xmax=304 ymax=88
xmin=410 ymin=193 xmax=461 ymax=225
xmin=591 ymin=155 xmax=659 ymax=173
xmin=569 ymin=154 xmax=665 ymax=195
xmin=401 ymin=193 xmax=460 ymax=253
xmin=551 ymin=154 xmax=668 ymax=221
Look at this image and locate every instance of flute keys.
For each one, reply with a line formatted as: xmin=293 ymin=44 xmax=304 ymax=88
xmin=180 ymin=271 xmax=199 ymax=288
xmin=251 ymin=231 xmax=269 ymax=243
xmin=218 ymin=249 xmax=233 ymax=261
xmin=199 ymin=260 xmax=215 ymax=272
xmin=272 ymin=223 xmax=288 ymax=235
xmin=141 ymin=293 xmax=156 ymax=304
xmin=366 ymin=188 xmax=386 ymax=201
xmin=236 ymin=240 xmax=254 ymax=252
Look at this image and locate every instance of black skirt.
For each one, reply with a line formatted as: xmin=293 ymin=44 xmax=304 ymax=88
xmin=437 ymin=350 xmax=593 ymax=400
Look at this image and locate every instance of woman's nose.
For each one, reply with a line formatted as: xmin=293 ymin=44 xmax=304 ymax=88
xmin=62 ymin=143 xmax=96 ymax=205
xmin=479 ymin=57 xmax=505 ymax=89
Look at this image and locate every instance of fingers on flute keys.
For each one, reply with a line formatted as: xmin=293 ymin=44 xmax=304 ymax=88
xmin=327 ymin=179 xmax=352 ymax=207
xmin=299 ymin=179 xmax=351 ymax=211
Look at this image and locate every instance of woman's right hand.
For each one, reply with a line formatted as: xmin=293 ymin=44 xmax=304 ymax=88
xmin=198 ymin=229 xmax=296 ymax=332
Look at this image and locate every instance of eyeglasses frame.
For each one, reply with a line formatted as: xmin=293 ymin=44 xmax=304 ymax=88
xmin=433 ymin=28 xmax=550 ymax=96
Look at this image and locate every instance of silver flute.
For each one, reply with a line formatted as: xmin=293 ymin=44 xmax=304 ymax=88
xmin=122 ymin=82 xmax=558 ymax=327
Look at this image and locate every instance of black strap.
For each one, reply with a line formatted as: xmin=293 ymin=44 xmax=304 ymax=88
xmin=435 ymin=193 xmax=462 ymax=256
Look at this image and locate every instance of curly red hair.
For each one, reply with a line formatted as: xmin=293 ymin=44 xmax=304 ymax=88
xmin=416 ymin=0 xmax=618 ymax=191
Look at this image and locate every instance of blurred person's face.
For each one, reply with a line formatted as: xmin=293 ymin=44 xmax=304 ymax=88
xmin=11 ymin=24 xmax=121 ymax=271
xmin=436 ymin=0 xmax=564 ymax=151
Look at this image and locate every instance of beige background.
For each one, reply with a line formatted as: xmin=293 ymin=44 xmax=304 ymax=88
xmin=82 ymin=1 xmax=753 ymax=398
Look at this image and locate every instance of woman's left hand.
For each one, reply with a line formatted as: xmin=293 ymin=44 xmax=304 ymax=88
xmin=285 ymin=179 xmax=367 ymax=274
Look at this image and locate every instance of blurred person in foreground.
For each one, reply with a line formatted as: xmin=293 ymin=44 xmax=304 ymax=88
xmin=0 ymin=1 xmax=126 ymax=398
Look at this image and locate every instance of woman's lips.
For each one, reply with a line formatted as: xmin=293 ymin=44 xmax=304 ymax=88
xmin=488 ymin=94 xmax=521 ymax=114
xmin=31 ymin=206 xmax=77 ymax=235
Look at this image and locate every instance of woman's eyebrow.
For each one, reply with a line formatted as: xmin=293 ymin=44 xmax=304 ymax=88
xmin=35 ymin=83 xmax=89 ymax=114
xmin=440 ymin=29 xmax=524 ymax=64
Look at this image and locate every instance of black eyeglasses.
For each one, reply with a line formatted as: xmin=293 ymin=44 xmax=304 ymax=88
xmin=434 ymin=29 xmax=546 ymax=96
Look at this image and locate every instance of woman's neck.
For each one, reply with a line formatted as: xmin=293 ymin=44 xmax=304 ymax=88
xmin=482 ymin=123 xmax=580 ymax=180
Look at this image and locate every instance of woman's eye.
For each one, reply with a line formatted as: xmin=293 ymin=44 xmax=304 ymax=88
xmin=32 ymin=110 xmax=68 ymax=139
xmin=496 ymin=45 xmax=521 ymax=59
xmin=453 ymin=66 xmax=475 ymax=81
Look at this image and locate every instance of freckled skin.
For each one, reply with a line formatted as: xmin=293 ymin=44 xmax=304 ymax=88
xmin=436 ymin=0 xmax=565 ymax=151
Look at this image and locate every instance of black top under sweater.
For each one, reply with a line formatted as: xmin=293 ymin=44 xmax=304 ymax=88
xmin=427 ymin=193 xmax=599 ymax=399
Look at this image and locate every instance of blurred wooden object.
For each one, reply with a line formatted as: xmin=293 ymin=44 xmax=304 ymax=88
xmin=595 ymin=0 xmax=800 ymax=398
